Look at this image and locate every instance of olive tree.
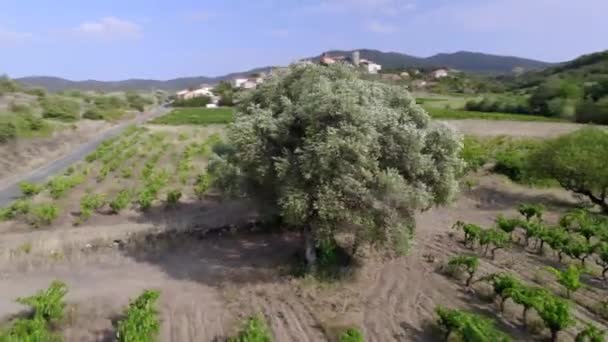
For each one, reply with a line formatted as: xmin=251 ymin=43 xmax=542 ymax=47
xmin=209 ymin=64 xmax=463 ymax=267
xmin=531 ymin=128 xmax=608 ymax=213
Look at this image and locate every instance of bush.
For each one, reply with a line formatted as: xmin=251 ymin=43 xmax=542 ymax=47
xmin=0 ymin=199 xmax=31 ymax=221
xmin=339 ymin=328 xmax=365 ymax=342
xmin=461 ymin=136 xmax=490 ymax=172
xmin=165 ymin=189 xmax=182 ymax=207
xmin=1 ymin=281 xmax=67 ymax=342
xmin=530 ymin=128 xmax=608 ymax=212
xmin=46 ymin=174 xmax=84 ymax=199
xmin=228 ymin=315 xmax=273 ymax=342
xmin=28 ymin=203 xmax=59 ymax=227
xmin=16 ymin=281 xmax=68 ymax=323
xmin=79 ymin=193 xmax=106 ymax=222
xmin=435 ymin=307 xmax=510 ymax=341
xmin=109 ymin=190 xmax=132 ymax=214
xmin=575 ymin=99 xmax=608 ymax=125
xmin=82 ymin=108 xmax=104 ymax=120
xmin=137 ymin=189 xmax=155 ymax=211
xmin=41 ymin=97 xmax=80 ymax=121
xmin=19 ymin=182 xmax=42 ymax=197
xmin=0 ymin=118 xmax=17 ymax=143
xmin=116 ymin=290 xmax=161 ymax=342
xmin=194 ymin=173 xmax=212 ymax=199
xmin=446 ymin=255 xmax=479 ymax=286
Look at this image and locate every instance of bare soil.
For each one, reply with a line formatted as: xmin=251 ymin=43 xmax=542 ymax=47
xmin=0 ymin=173 xmax=606 ymax=341
xmin=441 ymin=119 xmax=584 ymax=138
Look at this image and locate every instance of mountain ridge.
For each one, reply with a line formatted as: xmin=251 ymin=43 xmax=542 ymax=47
xmin=15 ymin=49 xmax=554 ymax=92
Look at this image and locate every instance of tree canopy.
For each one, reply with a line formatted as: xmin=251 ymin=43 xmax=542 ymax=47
xmin=210 ymin=64 xmax=464 ymax=265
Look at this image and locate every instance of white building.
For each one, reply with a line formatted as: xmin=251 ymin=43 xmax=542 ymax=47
xmin=432 ymin=69 xmax=449 ymax=79
xmin=360 ymin=60 xmax=382 ymax=74
xmin=233 ymin=78 xmax=249 ymax=88
xmin=176 ymin=86 xmax=214 ymax=100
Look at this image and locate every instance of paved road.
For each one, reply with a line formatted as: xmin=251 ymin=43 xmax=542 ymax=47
xmin=0 ymin=106 xmax=170 ymax=207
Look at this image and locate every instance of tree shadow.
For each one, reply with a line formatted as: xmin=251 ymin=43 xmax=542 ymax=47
xmin=398 ymin=321 xmax=440 ymax=342
xmin=468 ymin=185 xmax=578 ymax=211
xmin=118 ymin=226 xmax=302 ymax=287
xmin=127 ymin=199 xmax=260 ymax=233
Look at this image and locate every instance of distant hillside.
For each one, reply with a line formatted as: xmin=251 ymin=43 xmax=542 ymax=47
xmin=15 ymin=49 xmax=553 ymax=92
xmin=314 ymin=49 xmax=552 ymax=74
xmin=16 ymin=67 xmax=272 ymax=92
xmin=503 ymin=50 xmax=608 ymax=90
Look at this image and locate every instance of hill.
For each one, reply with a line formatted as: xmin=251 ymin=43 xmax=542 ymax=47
xmin=13 ymin=49 xmax=553 ymax=92
xmin=315 ymin=49 xmax=552 ymax=74
xmin=16 ymin=67 xmax=273 ymax=92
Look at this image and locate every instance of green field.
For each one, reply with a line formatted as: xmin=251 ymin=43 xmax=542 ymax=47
xmin=424 ymin=106 xmax=567 ymax=122
xmin=151 ymin=107 xmax=234 ymax=125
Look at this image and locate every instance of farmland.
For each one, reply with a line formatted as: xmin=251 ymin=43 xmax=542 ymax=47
xmin=150 ymin=107 xmax=234 ymax=125
xmin=1 ymin=66 xmax=607 ymax=342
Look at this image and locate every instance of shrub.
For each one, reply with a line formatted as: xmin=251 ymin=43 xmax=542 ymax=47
xmin=165 ymin=189 xmax=182 ymax=207
xmin=210 ymin=63 xmax=464 ymax=268
xmin=16 ymin=281 xmax=68 ymax=323
xmin=435 ymin=307 xmax=510 ymax=342
xmin=530 ymin=128 xmax=608 ymax=213
xmin=546 ymin=265 xmax=583 ymax=298
xmin=460 ymin=136 xmax=491 ymax=172
xmin=41 ymin=97 xmax=80 ymax=121
xmin=534 ymin=295 xmax=573 ymax=342
xmin=575 ymin=324 xmax=606 ymax=342
xmin=79 ymin=193 xmax=106 ymax=221
xmin=28 ymin=203 xmax=59 ymax=227
xmin=0 ymin=118 xmax=17 ymax=144
xmin=0 ymin=199 xmax=31 ymax=221
xmin=46 ymin=174 xmax=84 ymax=199
xmin=339 ymin=328 xmax=365 ymax=342
xmin=194 ymin=173 xmax=212 ymax=199
xmin=137 ymin=189 xmax=155 ymax=211
xmin=446 ymin=255 xmax=479 ymax=286
xmin=518 ymin=203 xmax=544 ymax=222
xmin=19 ymin=182 xmax=43 ymax=197
xmin=116 ymin=290 xmax=161 ymax=342
xmin=109 ymin=190 xmax=132 ymax=214
xmin=82 ymin=108 xmax=104 ymax=120
xmin=228 ymin=315 xmax=273 ymax=342
xmin=0 ymin=316 xmax=61 ymax=342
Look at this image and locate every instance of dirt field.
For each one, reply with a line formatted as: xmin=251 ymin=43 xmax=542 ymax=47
xmin=0 ymin=172 xmax=606 ymax=341
xmin=441 ymin=119 xmax=584 ymax=138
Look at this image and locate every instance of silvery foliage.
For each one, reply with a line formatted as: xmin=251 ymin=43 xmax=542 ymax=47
xmin=209 ymin=63 xmax=464 ymax=253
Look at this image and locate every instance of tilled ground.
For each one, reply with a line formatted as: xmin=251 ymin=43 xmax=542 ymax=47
xmin=0 ymin=173 xmax=606 ymax=341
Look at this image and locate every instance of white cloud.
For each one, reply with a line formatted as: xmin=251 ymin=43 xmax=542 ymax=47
xmin=270 ymin=29 xmax=289 ymax=38
xmin=366 ymin=21 xmax=398 ymax=33
xmin=0 ymin=28 xmax=32 ymax=43
xmin=74 ymin=17 xmax=142 ymax=40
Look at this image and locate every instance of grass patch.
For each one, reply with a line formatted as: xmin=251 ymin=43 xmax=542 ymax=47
xmin=151 ymin=107 xmax=234 ymax=125
xmin=116 ymin=290 xmax=161 ymax=342
xmin=424 ymin=106 xmax=567 ymax=122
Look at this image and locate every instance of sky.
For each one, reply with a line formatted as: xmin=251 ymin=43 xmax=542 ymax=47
xmin=1 ymin=0 xmax=606 ymax=80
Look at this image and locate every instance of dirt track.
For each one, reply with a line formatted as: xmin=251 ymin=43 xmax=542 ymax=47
xmin=0 ymin=174 xmax=605 ymax=341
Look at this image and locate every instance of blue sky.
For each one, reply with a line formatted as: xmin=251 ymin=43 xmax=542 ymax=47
xmin=1 ymin=0 xmax=606 ymax=80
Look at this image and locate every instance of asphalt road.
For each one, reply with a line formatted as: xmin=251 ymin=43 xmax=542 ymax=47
xmin=0 ymin=105 xmax=170 ymax=207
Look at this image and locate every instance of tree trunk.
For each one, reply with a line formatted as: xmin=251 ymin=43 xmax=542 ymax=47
xmin=466 ymin=272 xmax=474 ymax=287
xmin=304 ymin=226 xmax=317 ymax=270
xmin=551 ymin=329 xmax=559 ymax=342
xmin=522 ymin=307 xmax=529 ymax=329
